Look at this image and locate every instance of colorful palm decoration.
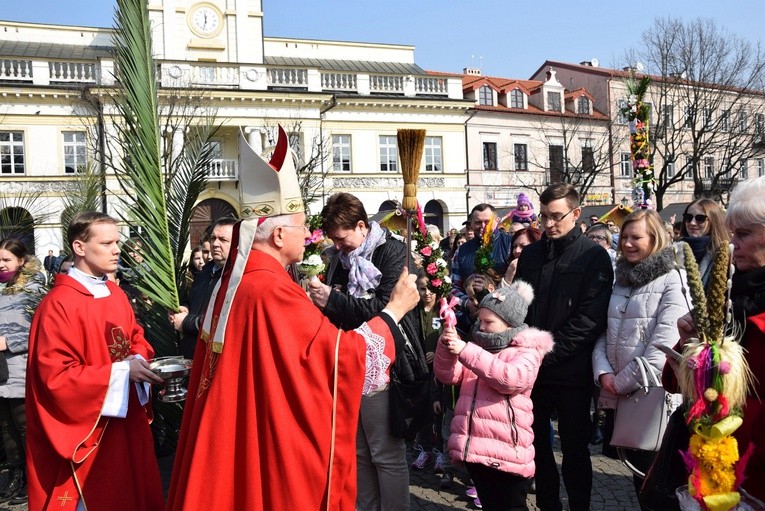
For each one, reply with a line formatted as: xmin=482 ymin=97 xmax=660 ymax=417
xmin=677 ymin=243 xmax=755 ymax=511
xmin=620 ymin=74 xmax=655 ymax=209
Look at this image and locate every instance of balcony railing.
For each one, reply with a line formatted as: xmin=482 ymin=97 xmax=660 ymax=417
xmin=370 ymin=74 xmax=403 ymax=94
xmin=268 ymin=67 xmax=307 ymax=88
xmin=205 ymin=159 xmax=238 ymax=181
xmin=49 ymin=61 xmax=96 ymax=84
xmin=0 ymin=59 xmax=33 ymax=82
xmin=415 ymin=76 xmax=447 ymax=95
xmin=321 ymin=72 xmax=357 ymax=91
xmin=190 ymin=65 xmax=239 ymax=87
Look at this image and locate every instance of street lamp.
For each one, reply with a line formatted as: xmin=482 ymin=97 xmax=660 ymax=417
xmin=620 ymin=196 xmax=629 ymax=207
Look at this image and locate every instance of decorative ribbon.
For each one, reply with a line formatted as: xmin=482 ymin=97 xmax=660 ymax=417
xmin=439 ymin=296 xmax=458 ymax=330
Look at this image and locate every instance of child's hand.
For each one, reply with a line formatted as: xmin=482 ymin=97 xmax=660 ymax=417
xmin=425 ymin=351 xmax=435 ymax=364
xmin=446 ymin=338 xmax=466 ymax=355
xmin=439 ymin=327 xmax=459 ymax=345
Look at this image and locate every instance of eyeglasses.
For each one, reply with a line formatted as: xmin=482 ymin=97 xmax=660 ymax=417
xmin=539 ymin=208 xmax=577 ymax=224
xmin=683 ymin=214 xmax=708 ymax=224
xmin=588 ymin=235 xmax=607 ymax=242
xmin=279 ymin=224 xmax=309 ymax=233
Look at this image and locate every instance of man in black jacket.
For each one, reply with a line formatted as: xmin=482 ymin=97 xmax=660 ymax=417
xmin=170 ymin=218 xmax=236 ymax=359
xmin=514 ymin=183 xmax=614 ymax=511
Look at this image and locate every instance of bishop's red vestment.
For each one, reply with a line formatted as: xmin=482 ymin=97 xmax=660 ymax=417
xmin=26 ymin=275 xmax=164 ymax=510
xmin=165 ymin=249 xmax=397 ymax=511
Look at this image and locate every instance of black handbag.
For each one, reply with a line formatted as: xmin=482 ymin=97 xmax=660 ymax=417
xmin=388 ymin=317 xmax=431 ymax=439
xmin=638 ymin=406 xmax=690 ymax=511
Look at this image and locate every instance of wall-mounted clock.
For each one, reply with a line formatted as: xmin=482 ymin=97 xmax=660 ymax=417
xmin=188 ymin=3 xmax=224 ymax=38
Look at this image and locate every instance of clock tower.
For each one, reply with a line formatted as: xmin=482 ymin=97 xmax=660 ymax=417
xmin=148 ymin=0 xmax=264 ymax=64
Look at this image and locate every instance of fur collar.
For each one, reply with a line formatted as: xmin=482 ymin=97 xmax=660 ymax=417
xmin=2 ymin=256 xmax=44 ymax=295
xmin=615 ymin=247 xmax=677 ymax=287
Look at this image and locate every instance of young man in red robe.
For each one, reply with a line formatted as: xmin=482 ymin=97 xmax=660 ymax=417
xmin=26 ymin=212 xmax=165 ymax=511
xmin=166 ymin=127 xmax=419 ymax=510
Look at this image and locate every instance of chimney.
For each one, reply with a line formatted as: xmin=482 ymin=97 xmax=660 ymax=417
xmin=580 ymin=60 xmax=593 ymax=67
xmin=463 ymin=67 xmax=481 ymax=76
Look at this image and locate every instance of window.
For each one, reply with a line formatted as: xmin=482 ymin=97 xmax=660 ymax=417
xmin=332 ymin=134 xmax=351 ymax=172
xmin=288 ymin=132 xmax=303 ymax=161
xmin=620 ymin=152 xmax=632 ymax=177
xmin=582 ymin=146 xmax=595 ymax=173
xmin=661 ymin=104 xmax=674 ymax=131
xmin=617 ymin=99 xmax=628 ymax=124
xmin=684 ymin=106 xmax=696 ymax=129
xmin=479 ymin=86 xmax=493 ymax=106
xmin=577 ymin=96 xmax=590 ymax=115
xmin=424 ymin=136 xmax=442 ymax=172
xmin=63 ymin=131 xmax=87 ymax=174
xmin=483 ymin=142 xmax=497 ymax=170
xmin=720 ymin=110 xmax=730 ymax=132
xmin=738 ymin=110 xmax=748 ymax=133
xmin=666 ymin=156 xmax=676 ymax=178
xmin=703 ymin=108 xmax=714 ymax=129
xmin=741 ymin=159 xmax=749 ymax=180
xmin=757 ymin=159 xmax=765 ymax=178
xmin=379 ymin=135 xmax=397 ymax=172
xmin=514 ymin=143 xmax=528 ymax=171
xmin=510 ymin=89 xmax=524 ymax=109
xmin=549 ymin=145 xmax=564 ymax=182
xmin=685 ymin=156 xmax=694 ymax=179
xmin=722 ymin=158 xmax=732 ymax=179
xmin=755 ymin=113 xmax=765 ymax=136
xmin=704 ymin=157 xmax=714 ymax=178
xmin=547 ymin=91 xmax=561 ymax=112
xmin=0 ymin=132 xmax=24 ymax=175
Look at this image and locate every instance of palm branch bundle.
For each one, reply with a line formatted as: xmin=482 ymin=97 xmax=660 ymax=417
xmin=397 ymin=129 xmax=426 ymax=211
xmin=677 ymin=243 xmax=755 ymax=510
xmin=111 ymin=0 xmax=179 ymax=314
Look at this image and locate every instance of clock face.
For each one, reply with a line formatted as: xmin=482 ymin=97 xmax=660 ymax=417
xmin=191 ymin=5 xmax=221 ymax=37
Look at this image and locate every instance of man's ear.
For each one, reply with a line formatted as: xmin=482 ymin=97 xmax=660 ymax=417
xmin=272 ymin=227 xmax=286 ymax=248
xmin=72 ymin=240 xmax=86 ymax=257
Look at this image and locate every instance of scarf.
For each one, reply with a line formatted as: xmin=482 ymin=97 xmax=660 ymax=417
xmin=682 ymin=235 xmax=710 ymax=264
xmin=472 ymin=327 xmax=524 ymax=353
xmin=339 ymin=221 xmax=387 ymax=298
xmin=0 ymin=270 xmax=16 ymax=284
xmin=731 ymin=266 xmax=765 ymax=326
xmin=615 ymin=247 xmax=677 ymax=287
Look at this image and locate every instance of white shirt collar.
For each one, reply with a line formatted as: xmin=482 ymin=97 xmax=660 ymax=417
xmin=68 ymin=266 xmax=111 ymax=299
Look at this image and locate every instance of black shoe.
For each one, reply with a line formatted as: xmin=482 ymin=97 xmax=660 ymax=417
xmin=0 ymin=468 xmax=23 ymax=504
xmin=438 ymin=472 xmax=453 ymax=489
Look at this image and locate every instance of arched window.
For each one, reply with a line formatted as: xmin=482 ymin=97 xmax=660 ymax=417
xmin=0 ymin=207 xmax=35 ymax=253
xmin=478 ymin=86 xmax=494 ymax=106
xmin=510 ymin=89 xmax=524 ymax=109
xmin=190 ymin=198 xmax=238 ymax=247
xmin=424 ymin=200 xmax=444 ymax=234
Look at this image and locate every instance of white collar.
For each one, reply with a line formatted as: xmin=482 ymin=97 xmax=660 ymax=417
xmin=68 ymin=266 xmax=111 ymax=298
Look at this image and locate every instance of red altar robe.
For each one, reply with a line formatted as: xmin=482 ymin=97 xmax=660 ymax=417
xmin=166 ymin=249 xmax=396 ymax=511
xmin=26 ymin=275 xmax=164 ymax=511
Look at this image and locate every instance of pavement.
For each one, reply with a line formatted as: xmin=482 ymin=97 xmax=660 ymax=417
xmin=4 ymin=423 xmax=641 ymax=511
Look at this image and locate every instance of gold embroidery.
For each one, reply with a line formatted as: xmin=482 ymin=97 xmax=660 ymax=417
xmin=197 ymin=316 xmax=221 ymax=398
xmin=107 ymin=327 xmax=131 ymax=361
xmin=57 ymin=490 xmax=74 ymax=507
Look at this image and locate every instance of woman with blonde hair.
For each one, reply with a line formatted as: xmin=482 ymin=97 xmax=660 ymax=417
xmin=677 ymin=198 xmax=729 ymax=286
xmin=592 ymin=209 xmax=688 ymax=505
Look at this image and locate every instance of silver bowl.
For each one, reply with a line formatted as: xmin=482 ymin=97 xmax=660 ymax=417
xmin=149 ymin=356 xmax=192 ymax=402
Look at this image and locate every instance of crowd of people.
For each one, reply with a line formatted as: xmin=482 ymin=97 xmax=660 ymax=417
xmin=3 ymin=172 xmax=765 ymax=511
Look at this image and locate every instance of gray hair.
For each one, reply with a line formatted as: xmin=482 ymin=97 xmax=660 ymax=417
xmin=727 ymin=177 xmax=765 ymax=230
xmin=252 ymin=214 xmax=298 ymax=242
xmin=586 ymin=224 xmax=612 ymax=245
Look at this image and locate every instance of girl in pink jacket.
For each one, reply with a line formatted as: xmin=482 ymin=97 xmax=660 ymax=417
xmin=435 ymin=281 xmax=554 ymax=511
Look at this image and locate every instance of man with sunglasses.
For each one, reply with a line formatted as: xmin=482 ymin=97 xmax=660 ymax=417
xmin=513 ymin=183 xmax=614 ymax=511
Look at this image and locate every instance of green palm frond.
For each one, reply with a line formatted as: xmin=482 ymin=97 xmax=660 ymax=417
xmin=60 ymin=165 xmax=103 ymax=246
xmin=0 ymin=189 xmax=47 ymax=251
xmin=165 ymin=121 xmax=219 ymax=294
xmin=112 ymin=0 xmax=179 ymax=312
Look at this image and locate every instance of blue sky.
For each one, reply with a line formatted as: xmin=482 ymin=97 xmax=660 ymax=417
xmin=3 ymin=1 xmax=763 ymax=79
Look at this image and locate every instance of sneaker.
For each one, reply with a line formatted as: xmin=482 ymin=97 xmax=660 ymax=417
xmin=433 ymin=450 xmax=446 ymax=474
xmin=411 ymin=447 xmax=432 ymax=470
xmin=465 ymin=486 xmax=478 ymax=499
xmin=473 ymin=497 xmax=483 ymax=509
xmin=438 ymin=472 xmax=453 ymax=489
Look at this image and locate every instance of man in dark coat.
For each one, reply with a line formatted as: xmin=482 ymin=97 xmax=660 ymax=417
xmin=169 ymin=218 xmax=236 ymax=359
xmin=514 ymin=183 xmax=614 ymax=511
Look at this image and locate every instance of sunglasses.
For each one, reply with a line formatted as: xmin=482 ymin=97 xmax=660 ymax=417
xmin=683 ymin=214 xmax=708 ymax=224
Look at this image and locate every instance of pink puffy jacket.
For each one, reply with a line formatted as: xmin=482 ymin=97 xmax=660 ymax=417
xmin=434 ymin=327 xmax=554 ymax=477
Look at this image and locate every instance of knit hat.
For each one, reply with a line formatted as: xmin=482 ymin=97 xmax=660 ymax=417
xmin=516 ymin=193 xmax=533 ymax=210
xmin=478 ymin=280 xmax=534 ymax=340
